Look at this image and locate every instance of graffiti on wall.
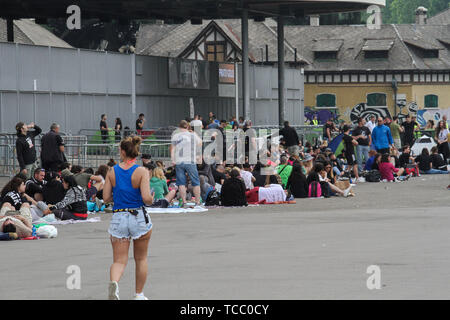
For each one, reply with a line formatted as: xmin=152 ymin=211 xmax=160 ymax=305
xmin=416 ymin=108 xmax=450 ymax=127
xmin=350 ymin=103 xmax=392 ymax=124
xmin=304 ymin=107 xmax=339 ymax=124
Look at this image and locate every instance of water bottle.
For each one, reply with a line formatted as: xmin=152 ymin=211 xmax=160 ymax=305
xmin=32 ymin=226 xmax=36 ymax=237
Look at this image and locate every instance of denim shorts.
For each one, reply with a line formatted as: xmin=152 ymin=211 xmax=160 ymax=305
xmin=108 ymin=209 xmax=152 ymax=240
xmin=176 ymin=163 xmax=200 ymax=187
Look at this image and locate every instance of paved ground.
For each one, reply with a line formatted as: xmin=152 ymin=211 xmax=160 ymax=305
xmin=1 ymin=174 xmax=449 ymax=300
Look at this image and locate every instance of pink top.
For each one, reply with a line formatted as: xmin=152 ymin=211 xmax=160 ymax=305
xmin=378 ymin=162 xmax=399 ymax=181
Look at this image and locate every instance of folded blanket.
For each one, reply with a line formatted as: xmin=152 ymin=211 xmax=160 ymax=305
xmin=45 ymin=217 xmax=101 ymax=225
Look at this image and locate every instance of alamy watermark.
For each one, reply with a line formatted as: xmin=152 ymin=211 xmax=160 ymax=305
xmin=367 ymin=5 xmax=382 ymax=30
xmin=366 ymin=265 xmax=381 ymax=290
xmin=170 ymin=126 xmax=281 ymax=171
xmin=66 ymin=265 xmax=81 ymax=290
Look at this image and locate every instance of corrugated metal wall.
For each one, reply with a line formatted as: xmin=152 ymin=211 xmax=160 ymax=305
xmin=0 ymin=42 xmax=304 ymax=133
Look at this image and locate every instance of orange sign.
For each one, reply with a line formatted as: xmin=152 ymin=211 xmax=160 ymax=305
xmin=218 ymin=63 xmax=235 ymax=84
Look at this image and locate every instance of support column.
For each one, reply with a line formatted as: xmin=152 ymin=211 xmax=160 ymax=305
xmin=7 ymin=19 xmax=14 ymax=42
xmin=277 ymin=15 xmax=285 ymax=127
xmin=241 ymin=9 xmax=250 ymax=121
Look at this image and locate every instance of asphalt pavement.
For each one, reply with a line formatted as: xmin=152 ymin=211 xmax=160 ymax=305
xmin=1 ymin=174 xmax=449 ymax=300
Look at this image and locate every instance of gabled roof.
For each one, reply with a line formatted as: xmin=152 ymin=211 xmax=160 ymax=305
xmin=428 ymin=8 xmax=450 ymax=25
xmin=0 ymin=19 xmax=71 ymax=48
xmin=395 ymin=24 xmax=450 ymax=69
xmin=136 ymin=19 xmax=308 ymax=63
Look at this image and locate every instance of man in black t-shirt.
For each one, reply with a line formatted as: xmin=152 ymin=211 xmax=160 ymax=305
xmin=402 ymin=115 xmax=415 ymax=148
xmin=323 ymin=118 xmax=334 ymax=142
xmin=280 ymin=121 xmax=300 ymax=157
xmin=100 ymin=114 xmax=108 ymax=144
xmin=352 ymin=117 xmax=371 ymax=174
xmin=41 ymin=123 xmax=66 ymax=172
xmin=342 ymin=125 xmax=360 ymax=182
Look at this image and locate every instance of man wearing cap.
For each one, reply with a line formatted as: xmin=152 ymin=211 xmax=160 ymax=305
xmin=15 ymin=122 xmax=42 ymax=179
xmin=141 ymin=154 xmax=153 ymax=166
xmin=41 ymin=123 xmax=66 ymax=172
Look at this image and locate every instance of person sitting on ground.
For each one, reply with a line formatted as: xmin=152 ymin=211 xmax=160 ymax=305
xmin=276 ymin=155 xmax=293 ymax=189
xmin=42 ymin=171 xmax=66 ymax=205
xmin=365 ymin=151 xmax=381 ymax=171
xmin=240 ymin=163 xmax=256 ymax=190
xmin=68 ymin=165 xmax=104 ymax=200
xmin=253 ymin=162 xmax=279 ymax=187
xmin=197 ymin=161 xmax=215 ymax=186
xmin=379 ymin=154 xmax=406 ymax=182
xmin=286 ymin=162 xmax=308 ymax=198
xmin=59 ymin=162 xmax=72 ymax=173
xmin=0 ymin=176 xmax=33 ymax=223
xmin=212 ymin=165 xmax=226 ymax=185
xmin=318 ymin=164 xmax=352 ymax=197
xmin=415 ymin=148 xmax=449 ymax=175
xmin=150 ymin=168 xmax=177 ymax=208
xmin=49 ymin=175 xmax=88 ymax=220
xmin=220 ymin=168 xmax=248 ymax=207
xmin=399 ymin=145 xmax=415 ymax=168
xmin=25 ymin=167 xmax=46 ymax=201
xmin=430 ymin=146 xmax=448 ymax=171
xmin=329 ymin=153 xmax=345 ymax=178
xmin=301 ymin=154 xmax=314 ymax=175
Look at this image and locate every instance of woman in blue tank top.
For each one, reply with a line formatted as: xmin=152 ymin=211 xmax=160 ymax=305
xmin=103 ymin=136 xmax=154 ymax=300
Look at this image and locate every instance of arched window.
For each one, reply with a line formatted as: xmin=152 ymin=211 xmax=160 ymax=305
xmin=367 ymin=93 xmax=387 ymax=106
xmin=424 ymin=94 xmax=438 ymax=109
xmin=316 ymin=94 xmax=336 ymax=108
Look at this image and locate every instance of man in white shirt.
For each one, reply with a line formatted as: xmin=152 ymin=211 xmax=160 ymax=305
xmin=170 ymin=120 xmax=203 ymax=207
xmin=190 ymin=115 xmax=203 ymax=129
xmin=240 ymin=164 xmax=255 ymax=190
xmin=365 ymin=115 xmax=376 ymax=133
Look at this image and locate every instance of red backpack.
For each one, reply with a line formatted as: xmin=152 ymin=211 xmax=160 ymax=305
xmin=308 ymin=181 xmax=322 ymax=198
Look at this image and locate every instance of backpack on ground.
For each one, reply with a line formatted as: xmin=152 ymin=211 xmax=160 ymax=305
xmin=319 ymin=181 xmax=331 ymax=198
xmin=205 ymin=189 xmax=221 ymax=206
xmin=405 ymin=165 xmax=419 ymax=177
xmin=365 ymin=170 xmax=381 ymax=182
xmin=308 ymin=181 xmax=322 ymax=198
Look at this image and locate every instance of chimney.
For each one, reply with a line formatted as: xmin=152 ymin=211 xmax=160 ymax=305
xmin=310 ymin=15 xmax=320 ymax=26
xmin=415 ymin=6 xmax=428 ymax=25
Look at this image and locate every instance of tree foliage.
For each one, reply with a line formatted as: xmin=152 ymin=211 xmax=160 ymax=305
xmin=383 ymin=0 xmax=449 ymax=24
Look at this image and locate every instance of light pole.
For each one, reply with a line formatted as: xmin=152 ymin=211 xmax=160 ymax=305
xmin=391 ymin=77 xmax=398 ymax=117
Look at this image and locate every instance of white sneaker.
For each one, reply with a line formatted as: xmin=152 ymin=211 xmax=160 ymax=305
xmin=108 ymin=281 xmax=120 ymax=300
xmin=343 ymin=187 xmax=352 ymax=198
xmin=133 ymin=294 xmax=149 ymax=300
xmin=357 ymin=177 xmax=365 ymax=183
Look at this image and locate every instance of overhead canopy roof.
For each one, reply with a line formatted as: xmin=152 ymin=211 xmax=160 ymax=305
xmin=1 ymin=0 xmax=385 ymax=20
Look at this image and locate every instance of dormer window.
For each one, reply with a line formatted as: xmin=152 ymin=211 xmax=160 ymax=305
xmin=423 ymin=50 xmax=439 ymax=58
xmin=312 ymin=39 xmax=342 ymax=61
xmin=365 ymin=50 xmax=389 ymax=59
xmin=404 ymin=39 xmax=441 ymax=59
xmin=362 ymin=39 xmax=394 ymax=60
xmin=314 ymin=51 xmax=337 ymax=60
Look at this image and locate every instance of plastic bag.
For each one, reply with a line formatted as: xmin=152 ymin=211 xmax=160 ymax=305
xmin=36 ymin=225 xmax=58 ymax=239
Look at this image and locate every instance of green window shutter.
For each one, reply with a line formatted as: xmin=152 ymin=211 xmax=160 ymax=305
xmin=424 ymin=95 xmax=438 ymax=108
xmin=367 ymin=93 xmax=386 ymax=106
xmin=316 ymin=94 xmax=336 ymax=107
